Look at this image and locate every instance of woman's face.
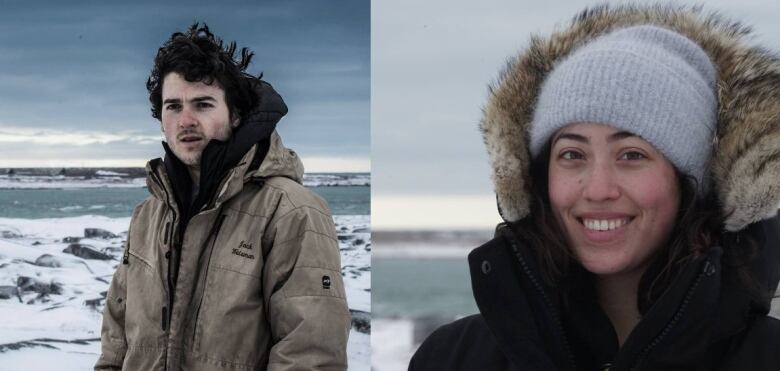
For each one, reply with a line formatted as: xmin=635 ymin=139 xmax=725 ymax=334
xmin=548 ymin=123 xmax=680 ymax=278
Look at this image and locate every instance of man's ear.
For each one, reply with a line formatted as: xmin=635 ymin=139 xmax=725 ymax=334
xmin=231 ymin=114 xmax=241 ymax=129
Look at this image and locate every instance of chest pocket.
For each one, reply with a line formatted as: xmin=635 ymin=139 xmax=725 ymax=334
xmin=207 ymin=211 xmax=266 ymax=279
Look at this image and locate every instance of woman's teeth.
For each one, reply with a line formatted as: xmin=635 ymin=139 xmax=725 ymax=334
xmin=582 ymin=218 xmax=629 ymax=231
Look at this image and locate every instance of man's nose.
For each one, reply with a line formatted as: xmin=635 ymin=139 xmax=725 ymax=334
xmin=582 ymin=163 xmax=620 ymax=202
xmin=178 ymin=107 xmax=198 ymax=128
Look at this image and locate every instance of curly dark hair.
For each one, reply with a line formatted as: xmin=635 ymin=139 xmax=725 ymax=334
xmin=147 ymin=23 xmax=258 ymax=121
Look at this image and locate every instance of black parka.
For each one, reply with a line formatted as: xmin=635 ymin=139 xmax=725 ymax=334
xmin=409 ymin=213 xmax=780 ymax=370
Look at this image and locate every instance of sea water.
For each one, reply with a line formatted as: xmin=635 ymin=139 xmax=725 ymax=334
xmin=0 ymin=185 xmax=369 ymax=218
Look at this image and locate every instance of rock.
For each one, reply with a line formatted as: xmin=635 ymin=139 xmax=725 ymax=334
xmin=1 ymin=230 xmax=21 ymax=238
xmin=84 ymin=228 xmax=117 ymax=239
xmin=32 ymin=241 xmax=42 ymax=246
xmin=62 ymin=236 xmax=81 ymax=243
xmin=0 ymin=286 xmax=19 ymax=300
xmin=63 ymin=244 xmax=112 ymax=260
xmin=353 ymin=227 xmax=370 ymax=233
xmin=350 ymin=309 xmax=371 ymax=334
xmin=84 ymin=297 xmax=104 ymax=308
xmin=17 ymin=276 xmax=63 ymax=295
xmin=353 ymin=238 xmax=365 ymax=246
xmin=337 ymin=235 xmax=352 ymax=242
xmin=101 ymin=246 xmax=124 ymax=255
xmin=34 ymin=254 xmax=63 ymax=268
xmin=27 ymin=293 xmax=52 ymax=304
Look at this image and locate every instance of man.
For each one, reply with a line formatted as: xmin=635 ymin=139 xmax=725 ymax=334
xmin=95 ymin=24 xmax=350 ymax=371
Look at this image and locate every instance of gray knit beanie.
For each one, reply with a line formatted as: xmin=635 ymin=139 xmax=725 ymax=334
xmin=530 ymin=25 xmax=718 ymax=193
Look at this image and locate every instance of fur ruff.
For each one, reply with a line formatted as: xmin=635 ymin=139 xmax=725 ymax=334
xmin=481 ymin=3 xmax=780 ymax=231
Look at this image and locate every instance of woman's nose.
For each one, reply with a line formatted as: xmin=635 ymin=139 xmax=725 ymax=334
xmin=582 ymin=164 xmax=621 ymax=202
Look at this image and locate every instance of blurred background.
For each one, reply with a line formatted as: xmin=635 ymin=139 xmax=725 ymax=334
xmin=371 ymin=0 xmax=780 ymax=369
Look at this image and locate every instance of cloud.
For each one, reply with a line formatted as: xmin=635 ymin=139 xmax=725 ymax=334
xmin=0 ymin=127 xmax=160 ymax=146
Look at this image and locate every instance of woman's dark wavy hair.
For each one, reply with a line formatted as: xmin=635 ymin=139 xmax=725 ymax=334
xmin=510 ymin=141 xmax=763 ymax=310
xmin=147 ymin=23 xmax=258 ymax=121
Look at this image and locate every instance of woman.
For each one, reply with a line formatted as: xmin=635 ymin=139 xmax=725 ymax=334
xmin=409 ymin=4 xmax=780 ymax=370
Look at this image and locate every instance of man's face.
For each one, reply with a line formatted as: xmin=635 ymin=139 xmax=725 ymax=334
xmin=161 ymin=72 xmax=238 ymax=167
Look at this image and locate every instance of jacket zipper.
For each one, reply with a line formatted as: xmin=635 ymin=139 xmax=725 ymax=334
xmin=150 ymin=169 xmax=178 ymax=333
xmin=191 ymin=213 xmax=227 ymax=345
xmin=630 ymin=261 xmax=710 ymax=370
xmin=504 ymin=229 xmax=578 ymax=371
xmin=149 ymin=167 xmax=177 ymax=371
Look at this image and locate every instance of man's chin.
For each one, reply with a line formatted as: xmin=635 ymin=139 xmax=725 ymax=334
xmin=172 ymin=151 xmax=201 ymax=167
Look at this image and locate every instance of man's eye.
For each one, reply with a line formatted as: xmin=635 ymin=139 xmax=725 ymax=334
xmin=560 ymin=150 xmax=584 ymax=160
xmin=196 ymin=102 xmax=213 ymax=109
xmin=165 ymin=104 xmax=180 ymax=111
xmin=620 ymin=151 xmax=646 ymax=160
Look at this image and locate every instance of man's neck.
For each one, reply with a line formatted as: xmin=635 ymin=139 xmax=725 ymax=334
xmin=188 ymin=165 xmax=200 ymax=186
xmin=595 ymin=269 xmax=645 ymax=347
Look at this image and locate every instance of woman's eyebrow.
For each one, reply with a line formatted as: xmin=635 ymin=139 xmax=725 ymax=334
xmin=552 ymin=131 xmax=637 ymax=145
xmin=608 ymin=131 xmax=636 ymax=142
xmin=552 ymin=132 xmax=588 ymax=145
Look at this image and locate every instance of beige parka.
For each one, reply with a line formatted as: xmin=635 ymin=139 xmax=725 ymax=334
xmin=94 ymin=131 xmax=350 ymax=370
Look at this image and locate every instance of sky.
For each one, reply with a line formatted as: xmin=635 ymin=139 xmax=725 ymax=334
xmin=0 ymin=0 xmax=369 ymax=171
xmin=372 ymin=0 xmax=780 ymax=230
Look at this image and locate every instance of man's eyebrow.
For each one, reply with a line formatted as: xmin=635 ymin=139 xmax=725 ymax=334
xmin=162 ymin=96 xmax=217 ymax=105
xmin=191 ymin=95 xmax=217 ymax=103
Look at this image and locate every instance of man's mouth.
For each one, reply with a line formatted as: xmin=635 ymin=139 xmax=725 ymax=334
xmin=179 ymin=135 xmax=203 ymax=143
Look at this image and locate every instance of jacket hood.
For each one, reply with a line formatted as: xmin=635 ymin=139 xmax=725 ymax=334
xmin=481 ymin=4 xmax=780 ymax=231
xmin=248 ymin=130 xmax=304 ymax=182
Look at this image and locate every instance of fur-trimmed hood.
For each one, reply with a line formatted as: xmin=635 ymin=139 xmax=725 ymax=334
xmin=481 ymin=4 xmax=780 ymax=231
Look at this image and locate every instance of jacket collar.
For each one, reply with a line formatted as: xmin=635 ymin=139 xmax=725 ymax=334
xmin=145 ymin=130 xmax=303 ymax=212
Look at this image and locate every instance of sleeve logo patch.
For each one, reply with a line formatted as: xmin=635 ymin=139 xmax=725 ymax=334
xmin=232 ymin=240 xmax=255 ymax=260
xmin=322 ymin=275 xmax=331 ymax=289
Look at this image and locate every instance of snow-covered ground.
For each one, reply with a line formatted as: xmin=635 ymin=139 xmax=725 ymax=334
xmin=372 ymin=318 xmax=415 ymax=371
xmin=303 ymin=173 xmax=370 ymax=187
xmin=0 ymin=214 xmax=370 ymax=370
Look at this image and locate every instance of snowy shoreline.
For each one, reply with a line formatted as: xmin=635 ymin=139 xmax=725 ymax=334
xmin=0 ymin=214 xmax=370 ymax=370
xmin=0 ymin=173 xmax=370 ymax=189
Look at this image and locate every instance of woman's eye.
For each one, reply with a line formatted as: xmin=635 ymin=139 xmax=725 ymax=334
xmin=620 ymin=151 xmax=646 ymax=160
xmin=560 ymin=150 xmax=584 ymax=160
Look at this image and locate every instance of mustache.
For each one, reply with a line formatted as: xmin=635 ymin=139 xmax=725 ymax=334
xmin=176 ymin=130 xmax=204 ymax=140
